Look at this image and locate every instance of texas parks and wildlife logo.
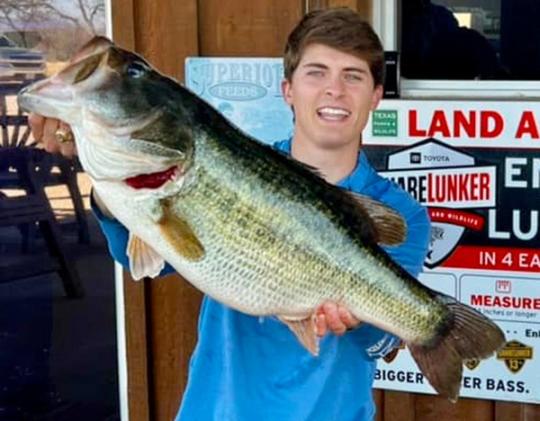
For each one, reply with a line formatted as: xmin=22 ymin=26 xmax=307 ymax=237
xmin=379 ymin=139 xmax=497 ymax=268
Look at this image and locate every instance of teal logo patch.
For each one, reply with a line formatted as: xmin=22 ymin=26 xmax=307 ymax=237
xmin=372 ymin=110 xmax=398 ymax=136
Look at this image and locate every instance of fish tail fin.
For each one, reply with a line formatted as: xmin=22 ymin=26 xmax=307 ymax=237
xmin=408 ymin=294 xmax=505 ymax=402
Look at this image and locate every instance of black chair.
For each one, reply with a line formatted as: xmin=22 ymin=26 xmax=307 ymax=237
xmin=0 ymin=82 xmax=90 ymax=245
xmin=0 ymin=82 xmax=84 ymax=298
xmin=0 ymin=148 xmax=84 ymax=298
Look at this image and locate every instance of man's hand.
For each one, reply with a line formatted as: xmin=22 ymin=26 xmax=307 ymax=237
xmin=28 ymin=113 xmax=117 ymax=217
xmin=28 ymin=113 xmax=77 ymax=158
xmin=315 ymin=301 xmax=361 ymax=337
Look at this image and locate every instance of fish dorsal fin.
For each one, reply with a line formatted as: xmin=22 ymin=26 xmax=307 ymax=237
xmin=158 ymin=202 xmax=205 ymax=262
xmin=279 ymin=315 xmax=320 ymax=356
xmin=127 ymin=233 xmax=165 ymax=280
xmin=349 ymin=193 xmax=407 ymax=246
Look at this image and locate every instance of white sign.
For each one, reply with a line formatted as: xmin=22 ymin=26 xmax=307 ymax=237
xmin=366 ymin=100 xmax=540 ymax=404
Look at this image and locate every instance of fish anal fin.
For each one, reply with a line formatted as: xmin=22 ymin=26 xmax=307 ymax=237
xmin=127 ymin=233 xmax=165 ymax=280
xmin=349 ymin=193 xmax=406 ymax=246
xmin=159 ymin=203 xmax=204 ymax=262
xmin=279 ymin=314 xmax=319 ymax=356
xmin=408 ymin=293 xmax=505 ymax=402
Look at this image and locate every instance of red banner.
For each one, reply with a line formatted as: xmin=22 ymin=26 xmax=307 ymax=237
xmin=442 ymin=245 xmax=540 ymax=272
xmin=428 ymin=207 xmax=485 ymax=231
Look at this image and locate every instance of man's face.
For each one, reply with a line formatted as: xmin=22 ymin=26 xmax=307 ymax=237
xmin=282 ymin=43 xmax=383 ymax=151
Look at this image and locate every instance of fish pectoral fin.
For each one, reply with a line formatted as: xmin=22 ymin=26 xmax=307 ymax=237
xmin=349 ymin=193 xmax=407 ymax=246
xmin=127 ymin=233 xmax=165 ymax=280
xmin=278 ymin=315 xmax=320 ymax=356
xmin=159 ymin=205 xmax=205 ymax=262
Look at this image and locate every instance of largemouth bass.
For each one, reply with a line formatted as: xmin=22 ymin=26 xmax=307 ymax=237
xmin=18 ymin=37 xmax=505 ymax=401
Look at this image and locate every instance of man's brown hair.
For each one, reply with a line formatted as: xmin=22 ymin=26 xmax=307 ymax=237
xmin=284 ymin=8 xmax=385 ymax=86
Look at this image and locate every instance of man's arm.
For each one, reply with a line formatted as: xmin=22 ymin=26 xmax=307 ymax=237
xmin=91 ymin=191 xmax=176 ymax=276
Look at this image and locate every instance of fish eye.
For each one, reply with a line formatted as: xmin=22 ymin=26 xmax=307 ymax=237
xmin=127 ymin=61 xmax=148 ymax=78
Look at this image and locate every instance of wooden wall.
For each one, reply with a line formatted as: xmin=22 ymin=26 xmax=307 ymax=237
xmin=111 ymin=1 xmax=540 ymax=420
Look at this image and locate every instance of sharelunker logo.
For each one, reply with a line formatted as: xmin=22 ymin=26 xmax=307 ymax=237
xmin=497 ymin=340 xmax=533 ymax=374
xmin=380 ymin=139 xmax=497 ymax=268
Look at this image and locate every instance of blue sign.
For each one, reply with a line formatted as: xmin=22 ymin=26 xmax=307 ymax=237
xmin=185 ymin=57 xmax=294 ymax=145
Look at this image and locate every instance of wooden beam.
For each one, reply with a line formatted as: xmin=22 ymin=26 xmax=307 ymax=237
xmin=305 ymin=0 xmax=373 ymax=22
xmin=198 ymin=0 xmax=303 ymax=57
xmin=123 ymin=272 xmax=151 ymax=421
xmin=111 ymin=0 xmax=135 ymax=49
xmin=133 ymin=0 xmax=199 ymax=82
xmin=373 ymin=389 xmax=384 ymax=421
xmin=384 ymin=391 xmax=416 ymax=420
xmin=149 ymin=277 xmax=202 ymax=421
xmin=111 ymin=1 xmax=199 ymax=420
xmin=414 ymin=395 xmax=493 ymax=420
xmin=495 ymin=402 xmax=540 ymax=421
xmin=111 ymin=4 xmax=152 ymax=420
xmin=129 ymin=2 xmax=200 ymax=419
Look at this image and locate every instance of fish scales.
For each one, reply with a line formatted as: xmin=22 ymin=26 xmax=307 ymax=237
xmin=163 ymin=130 xmax=444 ymax=339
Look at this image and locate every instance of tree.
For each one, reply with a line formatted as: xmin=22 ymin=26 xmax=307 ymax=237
xmin=0 ymin=0 xmax=106 ymax=59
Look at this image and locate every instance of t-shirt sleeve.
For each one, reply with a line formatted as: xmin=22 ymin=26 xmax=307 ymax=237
xmin=91 ymin=192 xmax=176 ymax=276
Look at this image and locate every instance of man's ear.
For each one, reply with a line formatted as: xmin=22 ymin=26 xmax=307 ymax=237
xmin=281 ymin=78 xmax=293 ymax=106
xmin=371 ymin=84 xmax=384 ymax=111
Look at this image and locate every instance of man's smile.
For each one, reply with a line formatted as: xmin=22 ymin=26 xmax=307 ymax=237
xmin=316 ymin=106 xmax=351 ymax=121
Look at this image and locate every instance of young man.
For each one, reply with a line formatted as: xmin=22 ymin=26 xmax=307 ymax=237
xmin=30 ymin=8 xmax=430 ymax=420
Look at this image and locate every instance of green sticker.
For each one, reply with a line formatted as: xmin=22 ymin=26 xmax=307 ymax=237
xmin=372 ymin=110 xmax=398 ymax=137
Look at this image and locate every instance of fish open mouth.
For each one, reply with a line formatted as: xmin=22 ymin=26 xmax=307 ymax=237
xmin=124 ymin=165 xmax=178 ymax=189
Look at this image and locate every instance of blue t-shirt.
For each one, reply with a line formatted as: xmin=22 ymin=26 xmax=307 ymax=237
xmin=94 ymin=138 xmax=430 ymax=421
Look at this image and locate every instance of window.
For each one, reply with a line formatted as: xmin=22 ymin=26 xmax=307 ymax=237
xmin=374 ymin=1 xmax=540 ymax=97
xmin=401 ymin=0 xmax=540 ymax=81
xmin=0 ymin=2 xmax=119 ymax=420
